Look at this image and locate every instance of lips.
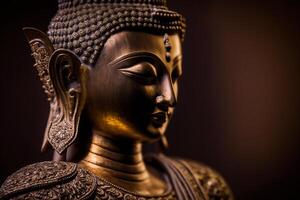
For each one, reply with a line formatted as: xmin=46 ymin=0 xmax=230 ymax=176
xmin=151 ymin=112 xmax=167 ymax=127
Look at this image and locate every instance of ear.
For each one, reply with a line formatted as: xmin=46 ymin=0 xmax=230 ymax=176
xmin=47 ymin=49 xmax=88 ymax=154
xmin=23 ymin=27 xmax=55 ymax=152
xmin=49 ymin=49 xmax=83 ymax=116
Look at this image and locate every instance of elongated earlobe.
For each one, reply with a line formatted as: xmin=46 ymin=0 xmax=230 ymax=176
xmin=48 ymin=49 xmax=88 ymax=154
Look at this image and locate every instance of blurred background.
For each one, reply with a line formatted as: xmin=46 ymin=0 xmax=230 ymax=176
xmin=1 ymin=0 xmax=300 ymax=199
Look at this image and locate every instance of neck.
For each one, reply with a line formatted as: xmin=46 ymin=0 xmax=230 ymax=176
xmin=80 ymin=131 xmax=149 ymax=182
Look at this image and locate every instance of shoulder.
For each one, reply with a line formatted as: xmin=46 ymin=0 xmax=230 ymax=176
xmin=176 ymin=158 xmax=234 ymax=200
xmin=148 ymin=154 xmax=234 ymax=200
xmin=0 ymin=161 xmax=97 ymax=200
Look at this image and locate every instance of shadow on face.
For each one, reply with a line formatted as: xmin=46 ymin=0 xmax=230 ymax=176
xmin=85 ymin=31 xmax=183 ymax=142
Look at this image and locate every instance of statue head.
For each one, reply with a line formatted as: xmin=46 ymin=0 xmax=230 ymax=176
xmin=24 ymin=0 xmax=186 ymax=155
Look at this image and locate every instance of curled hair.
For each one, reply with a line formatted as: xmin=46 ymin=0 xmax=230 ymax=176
xmin=48 ymin=0 xmax=186 ymax=66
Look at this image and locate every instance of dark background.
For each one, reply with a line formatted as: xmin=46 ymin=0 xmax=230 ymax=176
xmin=1 ymin=1 xmax=300 ymax=199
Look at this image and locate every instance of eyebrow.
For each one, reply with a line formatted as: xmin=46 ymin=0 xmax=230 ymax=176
xmin=108 ymin=51 xmax=182 ymax=68
xmin=108 ymin=51 xmax=164 ymax=67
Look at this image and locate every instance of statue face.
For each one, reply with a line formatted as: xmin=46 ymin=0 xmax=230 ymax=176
xmin=86 ymin=31 xmax=182 ymax=142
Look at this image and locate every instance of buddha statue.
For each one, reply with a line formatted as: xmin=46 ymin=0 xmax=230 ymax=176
xmin=0 ymin=0 xmax=233 ymax=199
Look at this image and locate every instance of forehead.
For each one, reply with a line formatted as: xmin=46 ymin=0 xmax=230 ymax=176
xmin=97 ymin=31 xmax=182 ymax=66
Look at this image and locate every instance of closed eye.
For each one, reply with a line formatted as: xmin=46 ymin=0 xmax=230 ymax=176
xmin=119 ymin=62 xmax=158 ymax=85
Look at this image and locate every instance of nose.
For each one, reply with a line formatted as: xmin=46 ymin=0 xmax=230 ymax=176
xmin=156 ymin=75 xmax=177 ymax=110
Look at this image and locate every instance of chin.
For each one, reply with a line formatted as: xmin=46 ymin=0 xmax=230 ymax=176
xmin=142 ymin=123 xmax=168 ymax=142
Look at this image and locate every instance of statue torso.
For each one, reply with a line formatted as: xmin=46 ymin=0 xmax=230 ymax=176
xmin=0 ymin=155 xmax=233 ymax=200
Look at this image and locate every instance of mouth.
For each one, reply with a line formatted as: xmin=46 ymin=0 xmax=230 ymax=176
xmin=150 ymin=112 xmax=167 ymax=127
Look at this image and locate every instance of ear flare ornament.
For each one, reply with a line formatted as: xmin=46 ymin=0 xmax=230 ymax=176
xmin=23 ymin=27 xmax=56 ymax=152
xmin=24 ymin=27 xmax=87 ymax=154
xmin=23 ymin=27 xmax=55 ymax=102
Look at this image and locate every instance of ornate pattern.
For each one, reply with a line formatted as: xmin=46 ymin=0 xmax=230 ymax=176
xmin=182 ymin=160 xmax=234 ymax=200
xmin=48 ymin=117 xmax=75 ymax=154
xmin=29 ymin=41 xmax=54 ymax=101
xmin=0 ymin=161 xmax=175 ymax=200
xmin=12 ymin=168 xmax=96 ymax=200
xmin=48 ymin=0 xmax=186 ymax=65
xmin=0 ymin=161 xmax=77 ymax=198
xmin=0 ymin=162 xmax=97 ymax=200
xmin=0 ymin=159 xmax=234 ymax=200
xmin=95 ymin=178 xmax=176 ymax=200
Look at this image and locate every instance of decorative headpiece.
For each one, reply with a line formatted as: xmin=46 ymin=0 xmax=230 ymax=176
xmin=48 ymin=0 xmax=186 ymax=66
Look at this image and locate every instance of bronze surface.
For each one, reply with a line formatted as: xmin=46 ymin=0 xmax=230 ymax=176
xmin=77 ymin=31 xmax=182 ymax=195
xmin=0 ymin=0 xmax=234 ymax=199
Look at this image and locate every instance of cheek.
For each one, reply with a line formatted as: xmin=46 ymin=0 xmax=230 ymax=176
xmin=120 ymin=83 xmax=157 ymax=121
xmin=110 ymin=79 xmax=158 ymax=136
xmin=87 ymin=68 xmax=157 ymax=117
xmin=86 ymin=67 xmax=123 ymax=121
xmin=86 ymin=67 xmax=161 ymax=138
